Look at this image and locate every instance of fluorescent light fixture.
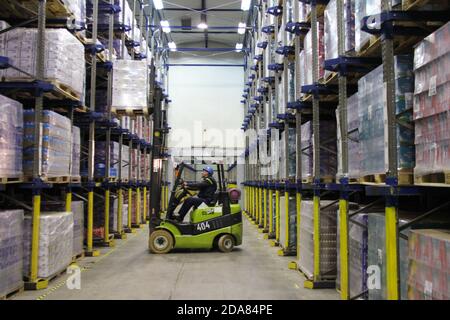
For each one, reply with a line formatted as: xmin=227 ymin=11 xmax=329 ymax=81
xmin=241 ymin=0 xmax=251 ymax=11
xmin=168 ymin=41 xmax=177 ymax=51
xmin=238 ymin=22 xmax=246 ymax=34
xmin=153 ymin=0 xmax=164 ymax=10
xmin=197 ymin=22 xmax=208 ymax=29
xmin=235 ymin=43 xmax=243 ymax=51
xmin=160 ymin=20 xmax=171 ymax=33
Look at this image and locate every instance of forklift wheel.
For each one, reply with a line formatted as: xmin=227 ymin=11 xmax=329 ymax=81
xmin=149 ymin=230 xmax=173 ymax=254
xmin=217 ymin=234 xmax=234 ymax=253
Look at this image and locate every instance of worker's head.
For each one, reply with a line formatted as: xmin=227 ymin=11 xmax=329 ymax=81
xmin=202 ymin=166 xmax=214 ymax=177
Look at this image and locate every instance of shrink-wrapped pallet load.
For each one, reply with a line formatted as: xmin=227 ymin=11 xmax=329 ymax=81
xmin=23 ymin=211 xmax=73 ymax=279
xmin=71 ymin=126 xmax=81 ymax=179
xmin=0 ymin=95 xmax=23 ymax=179
xmin=0 ymin=210 xmax=24 ymax=297
xmin=112 ymin=60 xmax=148 ymax=111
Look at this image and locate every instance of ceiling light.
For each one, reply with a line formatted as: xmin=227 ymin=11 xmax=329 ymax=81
xmin=160 ymin=20 xmax=171 ymax=33
xmin=235 ymin=43 xmax=243 ymax=51
xmin=241 ymin=0 xmax=251 ymax=11
xmin=238 ymin=22 xmax=246 ymax=35
xmin=197 ymin=22 xmax=208 ymax=30
xmin=153 ymin=0 xmax=164 ymax=10
xmin=168 ymin=41 xmax=177 ymax=51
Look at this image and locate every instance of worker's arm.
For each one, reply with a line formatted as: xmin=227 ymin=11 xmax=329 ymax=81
xmin=185 ymin=178 xmax=213 ymax=190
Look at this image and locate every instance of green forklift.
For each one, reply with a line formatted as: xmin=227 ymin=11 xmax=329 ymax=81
xmin=148 ymin=163 xmax=243 ymax=254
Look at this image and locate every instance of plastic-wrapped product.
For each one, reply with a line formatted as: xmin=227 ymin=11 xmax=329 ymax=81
xmin=407 ymin=229 xmax=450 ymax=300
xmin=337 ymin=93 xmax=360 ymax=179
xmin=355 ymin=0 xmax=381 ymax=52
xmin=288 ymin=60 xmax=296 ymax=103
xmin=279 ymin=194 xmax=297 ymax=252
xmin=298 ymin=1 xmax=310 ymax=23
xmin=0 ymin=28 xmax=85 ymax=98
xmin=23 ymin=110 xmax=72 ymax=178
xmin=24 ymin=211 xmax=73 ymax=279
xmin=358 ymin=55 xmax=415 ymax=176
xmin=0 ymin=95 xmax=23 ymax=178
xmin=131 ymin=148 xmax=138 ymax=180
xmin=287 ymin=127 xmax=296 ymax=178
xmin=336 ymin=209 xmax=368 ymax=299
xmin=0 ymin=210 xmax=24 ymax=297
xmin=413 ymin=22 xmax=450 ymax=120
xmin=112 ymin=60 xmax=148 ymax=110
xmin=301 ymin=120 xmax=337 ymax=179
xmin=304 ymin=17 xmax=325 ymax=83
xmin=71 ymin=126 xmax=81 ymax=178
xmin=93 ymin=193 xmax=118 ymax=239
xmin=298 ymin=200 xmax=338 ymax=280
xmin=414 ymin=113 xmax=450 ymax=177
xmin=121 ymin=145 xmax=130 ymax=181
xmin=122 ymin=202 xmax=129 ymax=227
xmin=325 ymin=0 xmax=356 ymax=63
xmin=71 ymin=201 xmax=84 ymax=257
xmin=94 ymin=141 xmax=120 ymax=178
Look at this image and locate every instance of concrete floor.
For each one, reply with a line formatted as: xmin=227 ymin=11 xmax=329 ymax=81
xmin=15 ymin=218 xmax=339 ymax=300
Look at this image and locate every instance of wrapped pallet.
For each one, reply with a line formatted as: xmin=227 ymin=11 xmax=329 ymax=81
xmin=121 ymin=145 xmax=130 ymax=181
xmin=71 ymin=126 xmax=81 ymax=179
xmin=0 ymin=210 xmax=24 ymax=297
xmin=303 ymin=17 xmax=325 ymax=83
xmin=23 ymin=110 xmax=72 ymax=178
xmin=71 ymin=201 xmax=84 ymax=257
xmin=279 ymin=194 xmax=297 ymax=253
xmin=94 ymin=141 xmax=120 ymax=178
xmin=324 ymin=0 xmax=356 ymax=78
xmin=93 ymin=193 xmax=118 ymax=239
xmin=301 ymin=120 xmax=337 ymax=180
xmin=407 ymin=229 xmax=450 ymax=300
xmin=112 ymin=60 xmax=148 ymax=111
xmin=0 ymin=95 xmax=23 ymax=179
xmin=298 ymin=1 xmax=310 ymax=23
xmin=355 ymin=0 xmax=381 ymax=53
xmin=413 ymin=22 xmax=450 ymax=181
xmin=0 ymin=28 xmax=85 ymax=99
xmin=23 ymin=211 xmax=73 ymax=279
xmin=337 ymin=93 xmax=360 ymax=179
xmin=298 ymin=200 xmax=338 ymax=280
xmin=358 ymin=55 xmax=415 ymax=177
xmin=336 ymin=209 xmax=368 ymax=299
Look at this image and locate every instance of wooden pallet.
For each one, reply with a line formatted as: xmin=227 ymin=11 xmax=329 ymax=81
xmin=0 ymin=0 xmax=73 ymax=20
xmin=24 ymin=176 xmax=71 ymax=184
xmin=0 ymin=176 xmax=23 ymax=184
xmin=302 ymin=176 xmax=335 ymax=184
xmin=0 ymin=285 xmax=24 ymax=300
xmin=70 ymin=176 xmax=81 ymax=184
xmin=414 ymin=171 xmax=450 ymax=187
xmin=112 ymin=107 xmax=149 ymax=117
xmin=358 ymin=170 xmax=414 ymax=185
xmin=2 ymin=78 xmax=81 ymax=101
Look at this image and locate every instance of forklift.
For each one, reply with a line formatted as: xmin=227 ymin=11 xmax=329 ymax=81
xmin=148 ymin=162 xmax=243 ymax=253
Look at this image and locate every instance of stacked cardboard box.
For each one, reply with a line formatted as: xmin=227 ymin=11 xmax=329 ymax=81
xmin=413 ymin=22 xmax=450 ymax=179
xmin=0 ymin=95 xmax=23 ymax=178
xmin=24 ymin=212 xmax=73 ymax=279
xmin=407 ymin=229 xmax=450 ymax=300
xmin=93 ymin=194 xmax=118 ymax=239
xmin=0 ymin=210 xmax=24 ymax=297
xmin=358 ymin=55 xmax=415 ymax=177
xmin=0 ymin=28 xmax=85 ymax=99
xmin=303 ymin=17 xmax=325 ymax=84
xmin=23 ymin=110 xmax=72 ymax=178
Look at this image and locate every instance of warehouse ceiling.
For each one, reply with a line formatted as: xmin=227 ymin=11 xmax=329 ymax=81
xmin=154 ymin=0 xmax=252 ymax=48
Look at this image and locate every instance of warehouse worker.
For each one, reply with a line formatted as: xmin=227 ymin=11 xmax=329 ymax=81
xmin=176 ymin=166 xmax=217 ymax=222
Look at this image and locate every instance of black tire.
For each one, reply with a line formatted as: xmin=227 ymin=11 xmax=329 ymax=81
xmin=149 ymin=230 xmax=173 ymax=254
xmin=217 ymin=234 xmax=234 ymax=253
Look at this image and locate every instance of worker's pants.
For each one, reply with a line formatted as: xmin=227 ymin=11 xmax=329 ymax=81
xmin=178 ymin=196 xmax=205 ymax=221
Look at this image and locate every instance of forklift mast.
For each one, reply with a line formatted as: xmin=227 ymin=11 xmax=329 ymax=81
xmin=149 ymin=61 xmax=167 ymax=233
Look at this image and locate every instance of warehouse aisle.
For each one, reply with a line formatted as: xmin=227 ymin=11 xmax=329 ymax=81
xmin=15 ymin=218 xmax=338 ymax=300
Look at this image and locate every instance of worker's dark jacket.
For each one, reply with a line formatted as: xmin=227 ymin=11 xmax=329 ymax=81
xmin=187 ymin=176 xmax=217 ymax=204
